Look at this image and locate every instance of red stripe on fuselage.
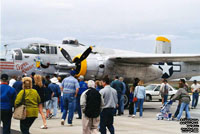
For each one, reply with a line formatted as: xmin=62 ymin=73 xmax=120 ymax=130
xmin=0 ymin=62 xmax=14 ymax=64
xmin=0 ymin=64 xmax=14 ymax=67
xmin=0 ymin=67 xmax=14 ymax=70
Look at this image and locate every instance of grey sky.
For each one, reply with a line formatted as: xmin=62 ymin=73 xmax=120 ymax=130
xmin=1 ymin=0 xmax=200 ymax=54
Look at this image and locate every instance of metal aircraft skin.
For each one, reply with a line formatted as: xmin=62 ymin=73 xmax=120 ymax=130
xmin=1 ymin=36 xmax=200 ymax=82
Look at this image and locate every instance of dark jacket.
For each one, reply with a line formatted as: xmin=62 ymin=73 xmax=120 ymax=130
xmin=111 ymin=79 xmax=123 ymax=94
xmin=13 ymin=81 xmax=23 ymax=94
xmin=48 ymin=83 xmax=61 ymax=97
xmin=33 ymin=85 xmax=45 ymax=103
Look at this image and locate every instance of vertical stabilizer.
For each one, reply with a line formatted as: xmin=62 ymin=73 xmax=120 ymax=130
xmin=155 ymin=36 xmax=171 ymax=54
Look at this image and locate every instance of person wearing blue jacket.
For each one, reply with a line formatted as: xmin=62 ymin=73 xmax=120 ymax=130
xmin=0 ymin=74 xmax=16 ymax=134
xmin=13 ymin=76 xmax=23 ymax=94
xmin=76 ymin=75 xmax=88 ymax=119
xmin=48 ymin=77 xmax=61 ymax=118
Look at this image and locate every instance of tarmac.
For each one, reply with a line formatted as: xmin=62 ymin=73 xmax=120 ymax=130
xmin=2 ymin=101 xmax=200 ymax=134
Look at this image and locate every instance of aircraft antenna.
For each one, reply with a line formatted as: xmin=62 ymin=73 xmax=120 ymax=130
xmin=4 ymin=44 xmax=8 ymax=56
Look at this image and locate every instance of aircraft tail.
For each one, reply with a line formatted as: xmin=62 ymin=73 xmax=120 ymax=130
xmin=155 ymin=36 xmax=171 ymax=54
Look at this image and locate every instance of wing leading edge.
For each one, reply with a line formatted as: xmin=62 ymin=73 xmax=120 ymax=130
xmin=108 ymin=54 xmax=200 ymax=64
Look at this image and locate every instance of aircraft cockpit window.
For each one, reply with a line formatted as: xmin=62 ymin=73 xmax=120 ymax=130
xmin=14 ymin=49 xmax=22 ymax=60
xmin=22 ymin=44 xmax=39 ymax=54
xmin=40 ymin=46 xmax=46 ymax=54
xmin=46 ymin=46 xmax=50 ymax=54
xmin=50 ymin=46 xmax=57 ymax=54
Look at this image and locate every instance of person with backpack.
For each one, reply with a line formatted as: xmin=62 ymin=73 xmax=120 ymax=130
xmin=80 ymin=80 xmax=104 ymax=134
xmin=159 ymin=79 xmax=169 ymax=105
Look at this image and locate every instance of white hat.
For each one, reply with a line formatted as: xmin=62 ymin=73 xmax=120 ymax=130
xmin=50 ymin=77 xmax=58 ymax=83
xmin=79 ymin=75 xmax=84 ymax=80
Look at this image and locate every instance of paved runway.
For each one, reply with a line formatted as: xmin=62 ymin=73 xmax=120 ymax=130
xmin=3 ymin=101 xmax=200 ymax=134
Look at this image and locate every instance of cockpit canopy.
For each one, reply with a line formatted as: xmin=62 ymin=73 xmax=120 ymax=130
xmin=22 ymin=43 xmax=57 ymax=54
xmin=62 ymin=37 xmax=79 ymax=45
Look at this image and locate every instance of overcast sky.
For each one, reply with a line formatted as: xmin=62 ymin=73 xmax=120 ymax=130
xmin=1 ymin=0 xmax=200 ymax=80
xmin=1 ymin=0 xmax=200 ymax=54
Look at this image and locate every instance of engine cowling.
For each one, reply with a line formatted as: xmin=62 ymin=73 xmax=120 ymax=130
xmin=73 ymin=54 xmax=87 ymax=77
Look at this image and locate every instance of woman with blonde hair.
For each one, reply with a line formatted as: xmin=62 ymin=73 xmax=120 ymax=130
xmin=132 ymin=80 xmax=146 ymax=118
xmin=33 ymin=74 xmax=47 ymax=129
xmin=15 ymin=77 xmax=40 ymax=134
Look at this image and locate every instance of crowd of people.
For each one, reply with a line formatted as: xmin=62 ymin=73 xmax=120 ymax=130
xmin=0 ymin=71 xmax=200 ymax=134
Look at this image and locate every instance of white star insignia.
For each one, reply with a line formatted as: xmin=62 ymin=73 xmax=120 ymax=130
xmin=159 ymin=63 xmax=172 ymax=76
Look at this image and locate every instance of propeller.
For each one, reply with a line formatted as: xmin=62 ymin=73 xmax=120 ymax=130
xmin=76 ymin=46 xmax=93 ymax=65
xmin=59 ymin=47 xmax=73 ymax=63
xmin=59 ymin=46 xmax=93 ymax=69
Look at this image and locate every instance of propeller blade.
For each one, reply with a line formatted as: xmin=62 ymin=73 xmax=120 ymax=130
xmin=78 ymin=46 xmax=93 ymax=63
xmin=60 ymin=47 xmax=73 ymax=63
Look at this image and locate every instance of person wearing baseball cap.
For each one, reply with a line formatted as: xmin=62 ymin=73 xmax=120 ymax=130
xmin=76 ymin=75 xmax=88 ymax=119
xmin=0 ymin=74 xmax=16 ymax=134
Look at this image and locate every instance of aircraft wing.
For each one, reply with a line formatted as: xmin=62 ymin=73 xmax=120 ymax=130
xmin=108 ymin=54 xmax=200 ymax=64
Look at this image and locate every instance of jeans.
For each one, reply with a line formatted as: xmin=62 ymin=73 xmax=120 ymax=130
xmin=134 ymin=98 xmax=144 ymax=117
xmin=60 ymin=96 xmax=64 ymax=112
xmin=177 ymin=102 xmax=191 ymax=120
xmin=100 ymin=108 xmax=115 ymax=134
xmin=52 ymin=97 xmax=58 ymax=116
xmin=192 ymin=93 xmax=199 ymax=108
xmin=163 ymin=95 xmax=168 ymax=104
xmin=174 ymin=103 xmax=187 ymax=118
xmin=20 ymin=117 xmax=36 ymax=134
xmin=76 ymin=94 xmax=82 ymax=118
xmin=114 ymin=93 xmax=122 ymax=115
xmin=0 ymin=109 xmax=12 ymax=134
xmin=120 ymin=95 xmax=125 ymax=113
xmin=62 ymin=93 xmax=76 ymax=124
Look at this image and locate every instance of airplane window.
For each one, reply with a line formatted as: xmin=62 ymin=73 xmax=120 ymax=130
xmin=40 ymin=46 xmax=46 ymax=54
xmin=14 ymin=49 xmax=22 ymax=60
xmin=62 ymin=40 xmax=69 ymax=44
xmin=46 ymin=46 xmax=50 ymax=54
xmin=50 ymin=46 xmax=57 ymax=54
xmin=69 ymin=40 xmax=75 ymax=44
xmin=55 ymin=47 xmax=57 ymax=54
xmin=31 ymin=45 xmax=39 ymax=54
xmin=23 ymin=45 xmax=39 ymax=54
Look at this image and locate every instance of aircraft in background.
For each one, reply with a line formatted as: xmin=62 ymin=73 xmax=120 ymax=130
xmin=1 ymin=36 xmax=200 ymax=83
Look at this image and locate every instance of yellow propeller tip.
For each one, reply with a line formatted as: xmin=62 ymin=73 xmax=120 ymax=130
xmin=90 ymin=46 xmax=93 ymax=49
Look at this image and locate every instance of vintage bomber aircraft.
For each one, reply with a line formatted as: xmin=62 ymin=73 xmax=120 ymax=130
xmin=1 ymin=36 xmax=200 ymax=83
